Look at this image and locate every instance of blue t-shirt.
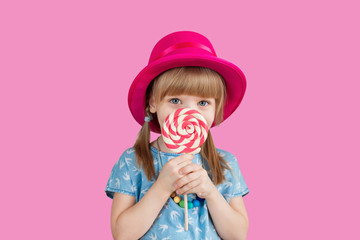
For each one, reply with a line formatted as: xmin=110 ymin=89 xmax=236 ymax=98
xmin=105 ymin=146 xmax=249 ymax=239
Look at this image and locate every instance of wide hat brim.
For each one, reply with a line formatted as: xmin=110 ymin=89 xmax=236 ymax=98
xmin=128 ymin=52 xmax=247 ymax=134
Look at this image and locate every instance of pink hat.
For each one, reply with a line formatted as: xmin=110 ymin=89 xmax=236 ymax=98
xmin=128 ymin=30 xmax=247 ymax=133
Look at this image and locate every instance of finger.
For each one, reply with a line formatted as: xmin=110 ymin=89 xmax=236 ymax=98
xmin=179 ymin=163 xmax=202 ymax=175
xmin=177 ymin=178 xmax=202 ymax=195
xmin=176 ymin=159 xmax=193 ymax=172
xmin=175 ymin=170 xmax=202 ymax=189
xmin=168 ymin=153 xmax=194 ymax=165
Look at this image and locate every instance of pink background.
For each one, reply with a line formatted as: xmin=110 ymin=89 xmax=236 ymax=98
xmin=1 ymin=0 xmax=359 ymax=239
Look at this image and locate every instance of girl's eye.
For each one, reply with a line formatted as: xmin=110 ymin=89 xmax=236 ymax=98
xmin=199 ymin=101 xmax=209 ymax=106
xmin=170 ymin=98 xmax=181 ymax=104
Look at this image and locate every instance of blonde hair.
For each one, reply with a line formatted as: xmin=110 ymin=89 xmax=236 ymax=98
xmin=134 ymin=66 xmax=232 ymax=185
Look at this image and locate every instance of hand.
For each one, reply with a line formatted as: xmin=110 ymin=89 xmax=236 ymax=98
xmin=155 ymin=153 xmax=194 ymax=196
xmin=174 ymin=161 xmax=217 ymax=199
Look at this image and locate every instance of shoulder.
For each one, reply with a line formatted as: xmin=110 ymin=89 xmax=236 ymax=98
xmin=215 ymin=148 xmax=241 ymax=176
xmin=215 ymin=148 xmax=237 ymax=164
xmin=117 ymin=147 xmax=137 ymax=166
xmin=120 ymin=146 xmax=136 ymax=156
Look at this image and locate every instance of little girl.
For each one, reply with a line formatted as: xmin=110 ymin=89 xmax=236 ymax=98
xmin=105 ymin=31 xmax=250 ymax=240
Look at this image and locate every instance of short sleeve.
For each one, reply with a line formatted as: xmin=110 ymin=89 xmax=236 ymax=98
xmin=104 ymin=149 xmax=136 ymax=199
xmin=221 ymin=151 xmax=249 ymax=201
xmin=225 ymin=152 xmax=249 ymax=199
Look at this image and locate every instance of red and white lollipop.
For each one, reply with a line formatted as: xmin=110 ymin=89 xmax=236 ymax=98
xmin=161 ymin=108 xmax=209 ymax=231
xmin=162 ymin=108 xmax=209 ymax=154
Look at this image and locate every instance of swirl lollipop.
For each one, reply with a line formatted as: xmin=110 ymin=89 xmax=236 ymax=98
xmin=162 ymin=108 xmax=209 ymax=154
xmin=161 ymin=108 xmax=209 ymax=231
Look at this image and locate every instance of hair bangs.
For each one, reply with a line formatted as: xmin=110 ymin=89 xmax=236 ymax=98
xmin=154 ymin=67 xmax=225 ymax=103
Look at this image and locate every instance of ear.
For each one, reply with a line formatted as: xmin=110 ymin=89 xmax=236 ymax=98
xmin=149 ymin=95 xmax=157 ymax=113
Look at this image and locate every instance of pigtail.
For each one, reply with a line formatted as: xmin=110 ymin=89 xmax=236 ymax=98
xmin=134 ymin=106 xmax=157 ymax=181
xmin=201 ymin=131 xmax=233 ymax=185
